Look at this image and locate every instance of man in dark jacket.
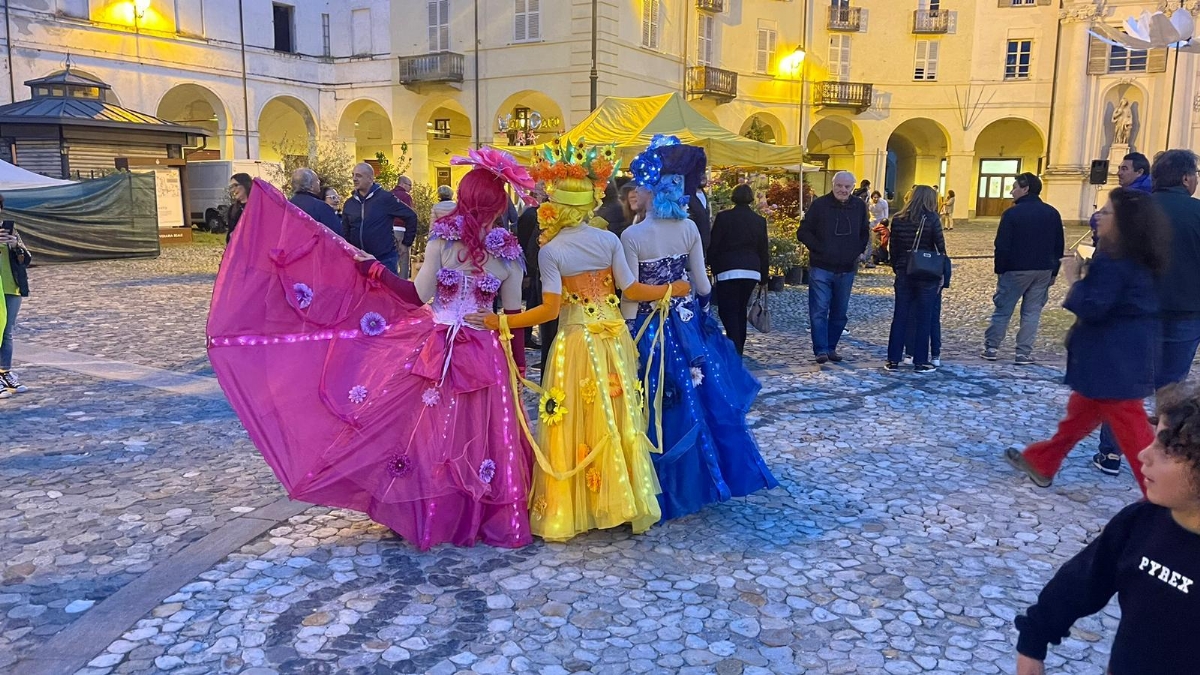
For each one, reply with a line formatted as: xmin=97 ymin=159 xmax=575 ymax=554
xmin=593 ymin=182 xmax=627 ymax=238
xmin=796 ymin=171 xmax=870 ymax=363
xmin=289 ymin=169 xmax=343 ymax=237
xmin=390 ymin=175 xmax=416 ymax=277
xmin=1090 ymin=151 xmax=1153 ymax=476
xmin=982 ymin=172 xmax=1064 ymax=365
xmin=1150 ymin=149 xmax=1200 ymax=388
xmin=344 ymin=163 xmax=418 ymax=275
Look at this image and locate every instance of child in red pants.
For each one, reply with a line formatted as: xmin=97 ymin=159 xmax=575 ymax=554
xmin=1005 ymin=187 xmax=1170 ymax=494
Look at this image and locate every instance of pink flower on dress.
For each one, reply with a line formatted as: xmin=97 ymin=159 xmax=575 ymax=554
xmin=430 ymin=215 xmax=464 ymax=241
xmin=348 ymin=385 xmax=368 ymax=404
xmin=478 ymin=459 xmax=496 ymax=484
xmin=485 ymin=229 xmax=523 ymax=263
xmin=293 ymin=283 xmax=313 ymax=309
xmin=437 ymin=268 xmax=463 ymax=287
xmin=360 ymin=312 xmax=388 ymax=336
xmin=421 ymin=387 xmax=441 ymax=407
xmin=476 ymin=273 xmax=501 ymax=296
xmin=385 ymin=454 xmax=413 ymax=478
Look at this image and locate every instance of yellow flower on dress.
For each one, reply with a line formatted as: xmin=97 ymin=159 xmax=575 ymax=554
xmin=565 ymin=291 xmax=581 ymax=305
xmin=539 ymin=387 xmax=568 ymax=426
xmin=531 ymin=497 xmax=547 ymax=520
xmin=577 ymin=443 xmax=590 ymax=463
xmin=603 ymin=273 xmax=613 ymax=287
xmin=605 ymin=294 xmax=620 ymax=309
xmin=583 ymin=303 xmax=600 ymax=319
xmin=580 ymin=379 xmax=598 ymax=404
xmin=585 ymin=466 xmax=602 ymax=493
xmin=608 ymin=373 xmax=623 ymax=398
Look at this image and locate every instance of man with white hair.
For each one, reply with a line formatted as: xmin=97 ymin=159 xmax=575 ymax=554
xmin=344 ymin=163 xmax=418 ymax=275
xmin=796 ymin=170 xmax=870 ymax=363
xmin=289 ymin=168 xmax=342 ymax=237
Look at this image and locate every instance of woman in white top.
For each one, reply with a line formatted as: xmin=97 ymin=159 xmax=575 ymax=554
xmin=621 ymin=136 xmax=777 ymax=522
xmin=431 ymin=185 xmax=456 ymax=221
xmin=940 ymin=190 xmax=956 ymax=230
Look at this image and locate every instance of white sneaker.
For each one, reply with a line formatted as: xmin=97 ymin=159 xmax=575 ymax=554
xmin=902 ymin=356 xmax=914 ymax=366
xmin=0 ymin=388 xmax=10 ymax=399
xmin=932 ymin=358 xmax=941 ymax=367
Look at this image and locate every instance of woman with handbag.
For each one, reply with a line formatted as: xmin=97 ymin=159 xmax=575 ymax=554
xmin=709 ymin=184 xmax=770 ymax=356
xmin=884 ymin=186 xmax=946 ymax=373
xmin=0 ymin=195 xmax=31 ymax=398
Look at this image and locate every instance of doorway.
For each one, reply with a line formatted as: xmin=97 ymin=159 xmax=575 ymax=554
xmin=976 ymin=158 xmax=1020 ymax=217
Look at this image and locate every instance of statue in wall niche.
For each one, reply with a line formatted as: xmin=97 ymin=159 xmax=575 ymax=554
xmin=1112 ymin=98 xmax=1134 ymax=146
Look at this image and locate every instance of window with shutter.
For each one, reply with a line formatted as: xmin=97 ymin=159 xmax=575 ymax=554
xmin=1086 ymin=35 xmax=1108 ymax=74
xmin=1109 ymin=44 xmax=1148 ymax=73
xmin=1147 ymin=48 xmax=1168 ymax=73
xmin=515 ymin=0 xmax=541 ymax=42
xmin=698 ymin=15 xmax=715 ymax=65
xmin=828 ymin=35 xmax=851 ymax=81
xmin=914 ymin=40 xmax=938 ymax=81
xmin=642 ymin=0 xmax=660 ymax=49
xmin=756 ymin=28 xmax=777 ymax=73
xmin=428 ymin=0 xmax=449 ymax=52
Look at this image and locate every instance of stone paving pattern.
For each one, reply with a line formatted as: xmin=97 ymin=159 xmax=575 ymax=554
xmin=2 ymin=224 xmax=1149 ymax=674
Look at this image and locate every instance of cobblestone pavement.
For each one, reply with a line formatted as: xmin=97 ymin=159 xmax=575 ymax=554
xmin=3 ymin=224 xmax=1147 ymax=674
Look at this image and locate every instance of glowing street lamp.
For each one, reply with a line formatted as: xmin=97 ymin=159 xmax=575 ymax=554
xmin=133 ymin=0 xmax=151 ymax=19
xmin=780 ymin=47 xmax=806 ymax=77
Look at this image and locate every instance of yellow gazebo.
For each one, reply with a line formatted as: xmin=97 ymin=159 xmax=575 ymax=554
xmin=500 ymin=93 xmax=817 ymax=170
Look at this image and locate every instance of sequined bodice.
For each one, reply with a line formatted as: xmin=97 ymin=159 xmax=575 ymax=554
xmin=636 ymin=255 xmax=696 ymax=317
xmin=432 ymin=268 xmax=500 ymax=324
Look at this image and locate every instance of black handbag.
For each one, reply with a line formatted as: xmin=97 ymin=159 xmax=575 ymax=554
xmin=906 ymin=216 xmax=946 ymax=282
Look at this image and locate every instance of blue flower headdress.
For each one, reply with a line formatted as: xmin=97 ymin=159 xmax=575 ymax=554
xmin=630 ymin=135 xmax=707 ymax=221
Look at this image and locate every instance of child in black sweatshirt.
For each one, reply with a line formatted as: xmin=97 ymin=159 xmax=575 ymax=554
xmin=1014 ymin=385 xmax=1200 ymax=675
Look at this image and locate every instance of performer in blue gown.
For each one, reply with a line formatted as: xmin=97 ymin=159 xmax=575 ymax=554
xmin=619 ymin=135 xmax=777 ymax=521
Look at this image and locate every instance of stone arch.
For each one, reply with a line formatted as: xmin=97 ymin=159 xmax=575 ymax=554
xmin=971 ymin=117 xmax=1045 ymax=217
xmin=336 ymin=99 xmax=394 ymax=164
xmin=411 ymin=97 xmax=472 ymax=187
xmin=156 ymin=83 xmax=231 ymax=159
xmin=257 ymin=95 xmax=317 ymax=162
xmin=807 ymin=115 xmax=862 ymax=194
xmin=886 ymin=117 xmax=951 ymax=201
xmin=740 ymin=112 xmax=786 ymax=145
xmin=491 ymin=90 xmax=566 ymax=146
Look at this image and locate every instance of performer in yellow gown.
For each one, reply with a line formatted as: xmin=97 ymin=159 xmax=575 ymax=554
xmin=467 ymin=141 xmax=689 ymax=541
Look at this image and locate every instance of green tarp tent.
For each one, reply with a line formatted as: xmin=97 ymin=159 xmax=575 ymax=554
xmin=1 ymin=172 xmax=159 ymax=263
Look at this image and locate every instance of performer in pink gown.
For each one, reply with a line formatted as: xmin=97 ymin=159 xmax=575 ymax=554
xmin=207 ymin=148 xmax=537 ymax=550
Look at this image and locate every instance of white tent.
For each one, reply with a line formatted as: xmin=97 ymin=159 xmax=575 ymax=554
xmin=0 ymin=159 xmax=74 ymax=190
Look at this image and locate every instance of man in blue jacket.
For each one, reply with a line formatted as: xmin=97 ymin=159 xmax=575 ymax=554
xmin=343 ymin=163 xmax=418 ymax=275
xmin=289 ymin=168 xmax=343 ymax=237
xmin=1090 ymin=152 xmax=1153 ymax=476
xmin=1151 ymin=150 xmax=1200 ymax=384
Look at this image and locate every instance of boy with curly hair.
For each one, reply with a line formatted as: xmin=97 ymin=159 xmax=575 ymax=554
xmin=1013 ymin=384 xmax=1200 ymax=674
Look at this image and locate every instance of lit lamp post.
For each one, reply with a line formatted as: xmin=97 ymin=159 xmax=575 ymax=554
xmin=781 ymin=46 xmax=806 ymax=219
xmin=132 ymin=0 xmax=150 ymax=60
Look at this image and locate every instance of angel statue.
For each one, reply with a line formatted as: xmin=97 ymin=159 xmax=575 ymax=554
xmin=1111 ymin=98 xmax=1133 ymax=146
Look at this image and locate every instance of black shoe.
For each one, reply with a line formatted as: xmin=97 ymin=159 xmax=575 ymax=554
xmin=1004 ymin=448 xmax=1053 ymax=488
xmin=883 ymin=361 xmax=899 ymax=372
xmin=828 ymin=351 xmax=844 ymax=363
xmin=914 ymin=364 xmax=937 ymax=373
xmin=0 ymin=370 xmax=27 ymax=393
xmin=815 ymin=353 xmax=829 ymax=364
xmin=1092 ymin=452 xmax=1122 ymax=476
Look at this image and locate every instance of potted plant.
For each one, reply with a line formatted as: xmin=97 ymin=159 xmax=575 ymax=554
xmin=768 ymin=236 xmax=799 ymax=291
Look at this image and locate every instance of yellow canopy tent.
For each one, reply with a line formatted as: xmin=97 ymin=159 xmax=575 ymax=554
xmin=499 ymin=93 xmax=817 ymax=170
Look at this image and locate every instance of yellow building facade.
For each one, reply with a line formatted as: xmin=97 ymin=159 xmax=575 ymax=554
xmin=1 ymin=0 xmax=1196 ymax=222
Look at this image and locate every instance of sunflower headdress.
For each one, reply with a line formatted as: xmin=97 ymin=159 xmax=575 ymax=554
xmin=528 ymin=138 xmax=620 ymax=242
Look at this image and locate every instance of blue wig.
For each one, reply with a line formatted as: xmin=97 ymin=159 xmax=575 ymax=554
xmin=631 ymin=135 xmax=707 ymax=221
xmin=650 ymin=174 xmax=688 ymax=220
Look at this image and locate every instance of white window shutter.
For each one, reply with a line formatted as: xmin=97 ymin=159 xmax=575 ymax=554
xmin=428 ymin=1 xmax=438 ymax=51
xmin=927 ymin=41 xmax=940 ymax=79
xmin=859 ymin=8 xmax=868 ymax=33
xmin=757 ymin=30 xmax=768 ymax=72
xmin=515 ymin=0 xmax=526 ymax=42
xmin=914 ymin=40 xmax=927 ymax=79
xmin=947 ymin=10 xmax=957 ymax=34
xmin=528 ymin=0 xmax=540 ymax=40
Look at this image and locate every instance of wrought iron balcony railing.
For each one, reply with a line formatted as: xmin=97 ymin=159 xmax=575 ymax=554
xmin=687 ymin=66 xmax=737 ymax=100
xmin=912 ymin=9 xmax=950 ymax=34
xmin=828 ymin=6 xmax=862 ymax=32
xmin=696 ymin=0 xmax=725 ymax=12
xmin=814 ymin=81 xmax=873 ymax=113
xmin=397 ymin=51 xmax=465 ymax=85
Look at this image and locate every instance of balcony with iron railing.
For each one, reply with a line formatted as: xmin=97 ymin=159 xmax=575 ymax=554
xmin=912 ymin=9 xmax=950 ymax=34
xmin=827 ymin=6 xmax=862 ymax=32
xmin=814 ymin=81 xmax=873 ymax=114
xmin=687 ymin=65 xmax=737 ymax=101
xmin=696 ymin=0 xmax=725 ymax=12
xmin=397 ymin=51 xmax=465 ymax=85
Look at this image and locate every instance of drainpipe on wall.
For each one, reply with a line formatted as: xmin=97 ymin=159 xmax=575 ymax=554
xmin=589 ymin=0 xmax=598 ymax=111
xmin=3 ymin=0 xmax=14 ymax=104
xmin=474 ymin=0 xmax=481 ymax=149
xmin=238 ymin=0 xmax=251 ymax=159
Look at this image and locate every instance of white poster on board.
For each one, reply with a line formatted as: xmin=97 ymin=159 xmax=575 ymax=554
xmin=152 ymin=168 xmax=185 ymax=229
